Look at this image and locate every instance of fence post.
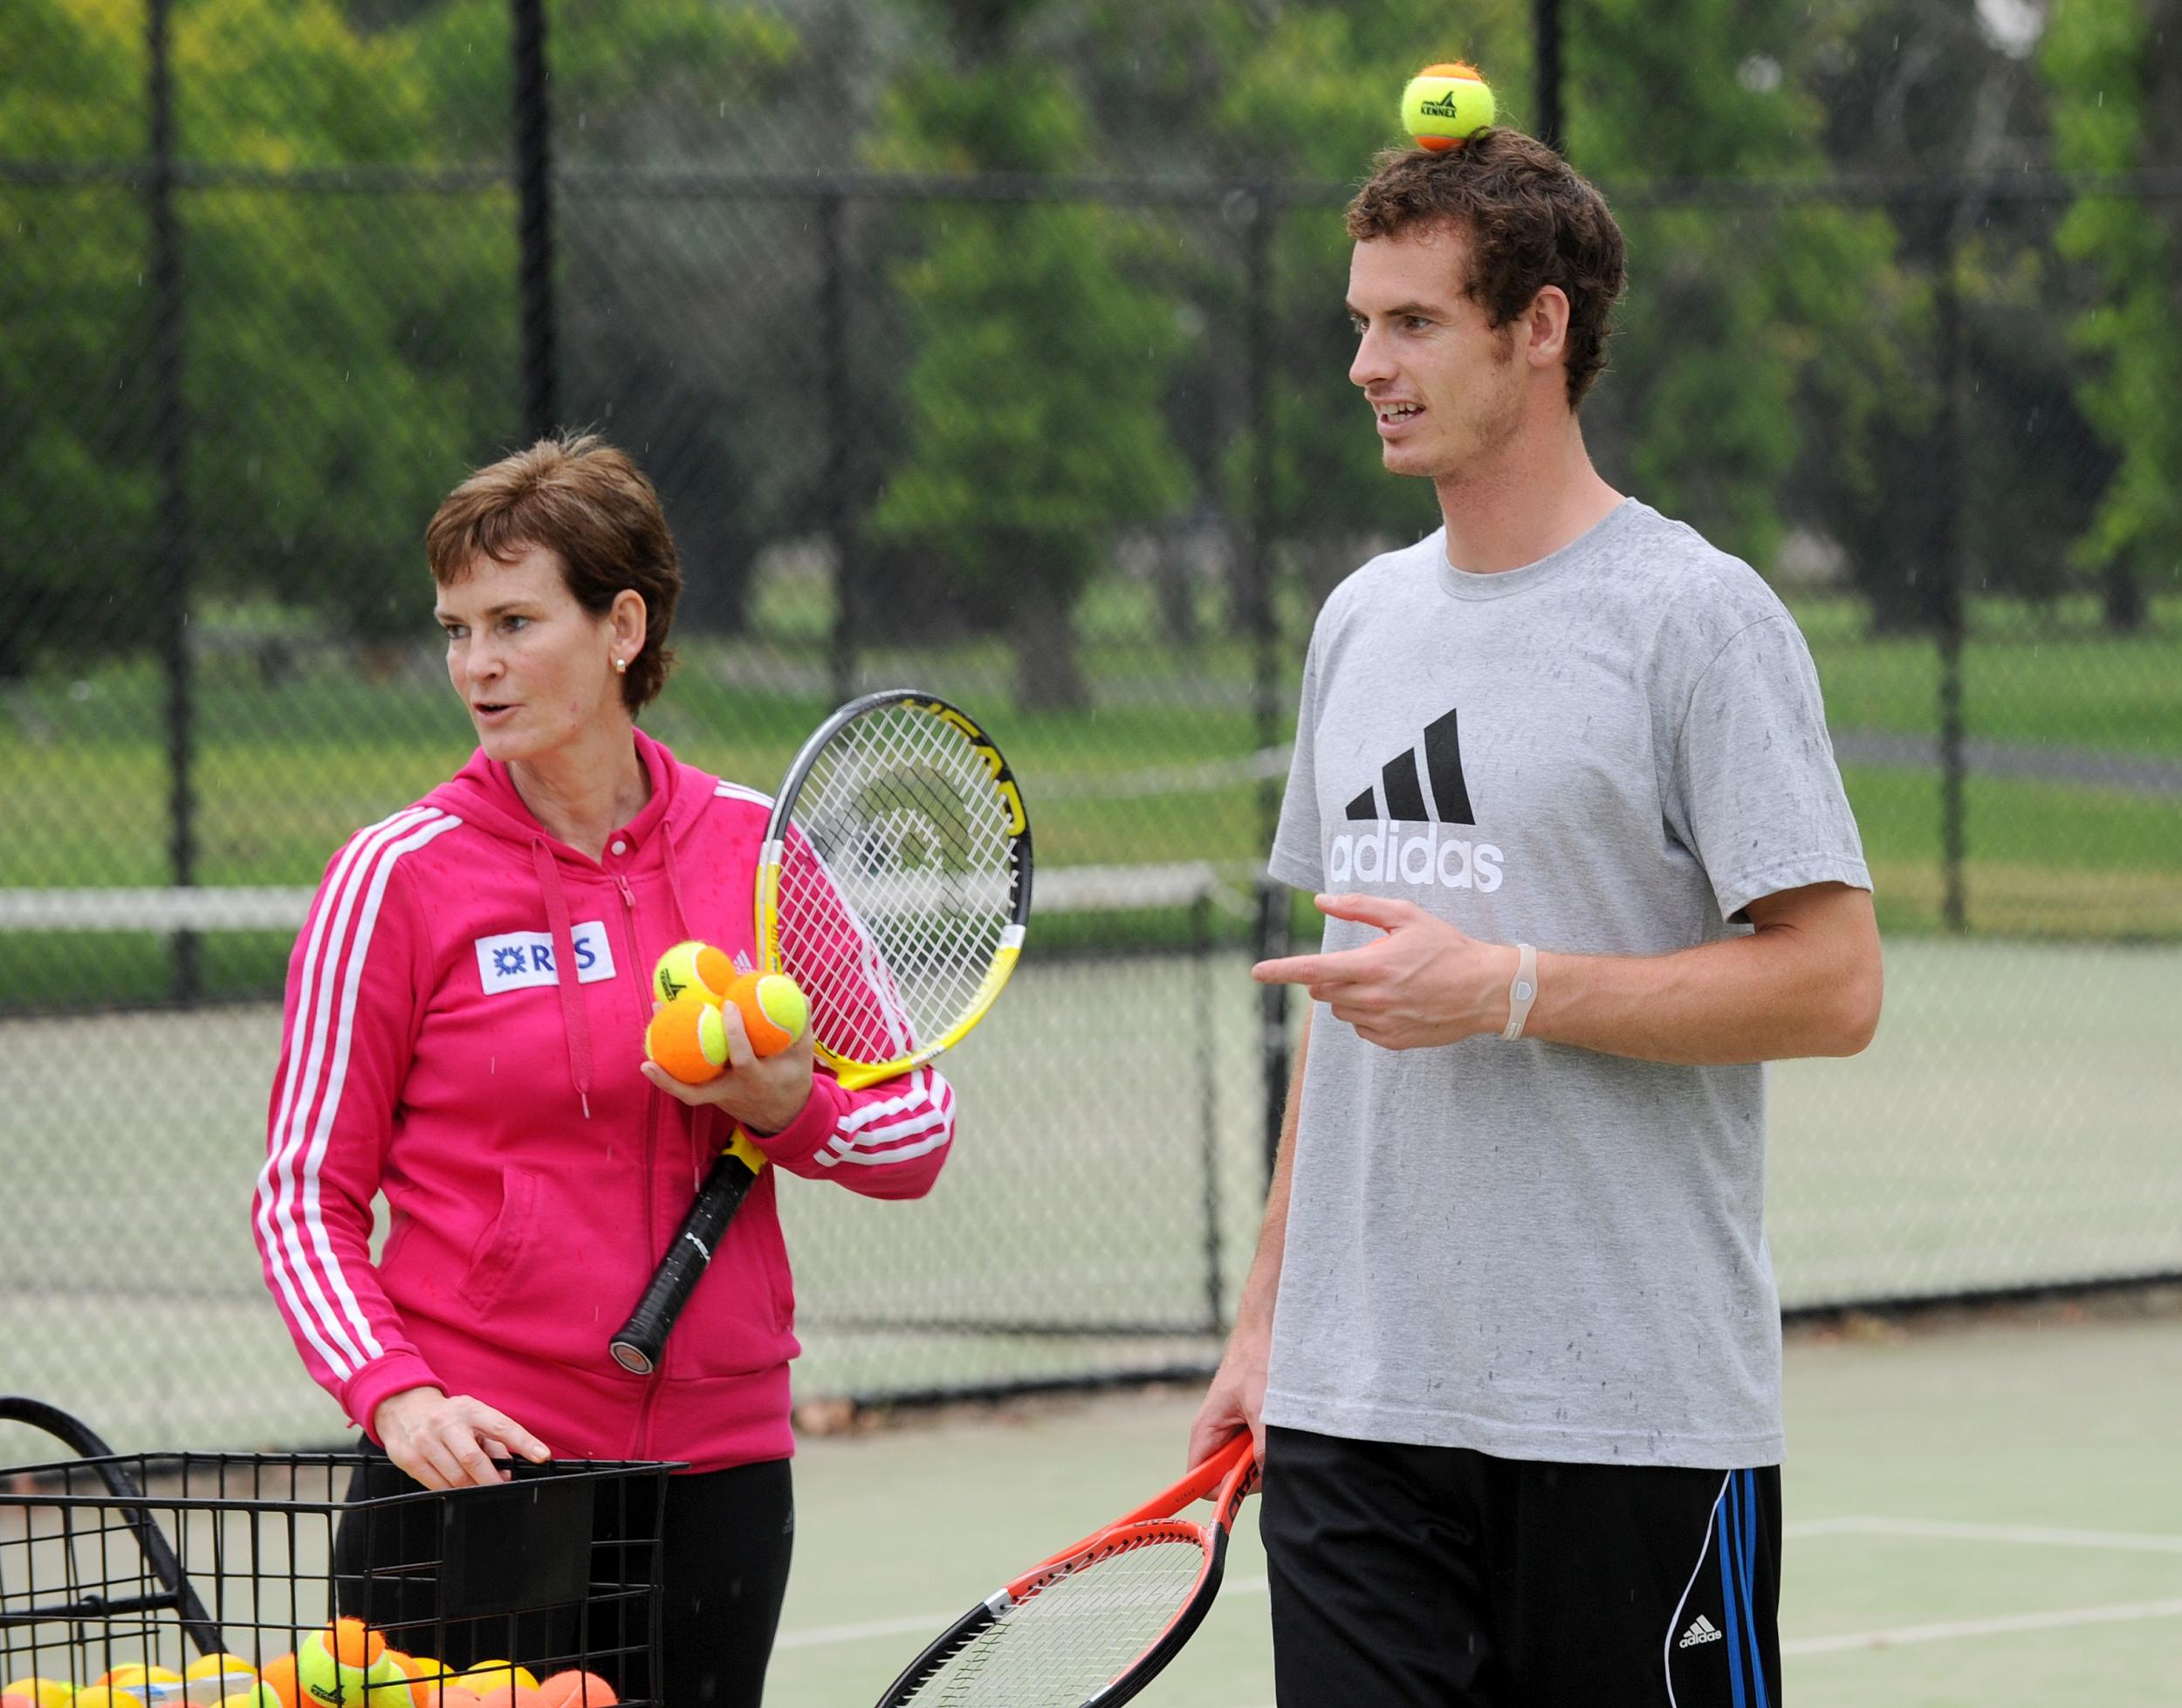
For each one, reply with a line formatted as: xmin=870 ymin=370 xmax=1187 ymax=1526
xmin=1930 ymin=213 xmax=1968 ymax=933
xmin=822 ymin=189 xmax=858 ymax=703
xmin=1534 ymin=0 xmax=1565 ymax=157
xmin=148 ymin=0 xmax=197 ymax=1002
xmin=511 ymin=0 xmax=556 ymax=442
xmin=1244 ymin=186 xmax=1290 ymax=1188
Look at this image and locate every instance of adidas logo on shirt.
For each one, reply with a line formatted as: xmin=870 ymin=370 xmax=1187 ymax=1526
xmin=1327 ymin=706 xmax=1505 ymax=892
xmin=1679 ymin=1615 xmax=1724 ymax=1649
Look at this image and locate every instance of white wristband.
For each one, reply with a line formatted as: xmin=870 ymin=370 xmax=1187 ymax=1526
xmin=1501 ymin=943 xmax=1538 ymax=1041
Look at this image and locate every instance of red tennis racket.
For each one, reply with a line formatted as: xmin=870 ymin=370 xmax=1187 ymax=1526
xmin=872 ymin=1432 xmax=1259 ymax=1706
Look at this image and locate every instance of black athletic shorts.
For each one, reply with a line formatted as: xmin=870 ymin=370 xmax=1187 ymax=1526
xmin=335 ymin=1451 xmax=793 ymax=1708
xmin=1260 ymin=1425 xmax=1780 ymax=1707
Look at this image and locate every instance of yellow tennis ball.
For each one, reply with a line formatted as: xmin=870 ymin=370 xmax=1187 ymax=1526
xmin=725 ymin=971 xmax=807 ymax=1058
xmin=651 ymin=939 xmax=735 ymax=1006
xmin=644 ymin=990 xmax=731 ymax=1084
xmin=451 ymin=1662 xmax=537 ymax=1705
xmin=1400 ymin=61 xmax=1494 ymax=152
xmin=5 ymin=1683 xmax=76 ymax=1708
xmin=72 ymin=1692 xmax=142 ymax=1708
xmin=215 ymin=1691 xmax=285 ymax=1708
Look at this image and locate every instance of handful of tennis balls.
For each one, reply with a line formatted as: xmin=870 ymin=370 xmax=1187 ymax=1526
xmin=1401 ymin=61 xmax=1495 ymax=151
xmin=645 ymin=940 xmax=809 ymax=1086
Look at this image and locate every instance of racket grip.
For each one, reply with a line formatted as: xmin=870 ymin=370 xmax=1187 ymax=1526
xmin=609 ymin=1146 xmax=762 ymax=1375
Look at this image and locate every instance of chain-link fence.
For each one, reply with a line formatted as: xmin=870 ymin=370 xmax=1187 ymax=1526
xmin=4 ymin=0 xmax=2179 ymax=1454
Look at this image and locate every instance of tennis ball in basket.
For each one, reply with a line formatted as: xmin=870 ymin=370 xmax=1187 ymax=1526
xmin=644 ymin=991 xmax=731 ymax=1084
xmin=75 ymin=1694 xmax=147 ymax=1708
xmin=724 ymin=970 xmax=807 ymax=1057
xmin=7 ymin=1688 xmax=71 ymax=1708
xmin=533 ymin=1672 xmax=617 ymax=1707
xmin=651 ymin=939 xmax=734 ymax=1005
xmin=99 ymin=1666 xmax=183 ymax=1692
xmin=2 ymin=1694 xmax=40 ymax=1708
xmin=451 ymin=1663 xmax=537 ymax=1704
xmin=214 ymin=1691 xmax=284 ymax=1708
xmin=1401 ymin=62 xmax=1494 ymax=151
xmin=187 ymin=1654 xmax=260 ymax=1683
xmin=298 ymin=1620 xmax=400 ymax=1706
xmin=257 ymin=1654 xmax=300 ymax=1708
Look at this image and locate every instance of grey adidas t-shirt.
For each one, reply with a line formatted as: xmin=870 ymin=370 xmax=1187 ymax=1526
xmin=1265 ymin=498 xmax=1870 ymax=1468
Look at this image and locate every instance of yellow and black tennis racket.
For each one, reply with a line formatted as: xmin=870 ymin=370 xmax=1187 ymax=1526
xmin=610 ymin=689 xmax=1031 ymax=1375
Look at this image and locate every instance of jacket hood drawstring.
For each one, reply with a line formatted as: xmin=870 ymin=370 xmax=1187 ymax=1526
xmin=655 ymin=823 xmax=717 ymax=1190
xmin=531 ymin=836 xmax=595 ymax=1121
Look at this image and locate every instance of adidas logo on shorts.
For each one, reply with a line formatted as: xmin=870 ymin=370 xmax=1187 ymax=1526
xmin=1678 ymin=1614 xmax=1725 ymax=1649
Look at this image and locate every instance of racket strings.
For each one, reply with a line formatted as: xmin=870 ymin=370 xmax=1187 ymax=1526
xmin=895 ymin=1535 xmax=1210 ymax=1705
xmin=777 ymin=704 xmax=1021 ymax=1059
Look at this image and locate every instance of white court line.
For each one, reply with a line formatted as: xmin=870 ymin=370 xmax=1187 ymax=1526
xmin=777 ymin=1522 xmax=2182 ymax=1656
xmin=1784 ymin=1598 xmax=2182 ymax=1657
xmin=1785 ymin=1515 xmax=2182 ymax=1554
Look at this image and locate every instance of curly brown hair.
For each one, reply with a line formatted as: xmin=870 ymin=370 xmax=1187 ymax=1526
xmin=1346 ymin=131 xmax=1627 ymax=409
xmin=425 ymin=434 xmax=681 ymax=714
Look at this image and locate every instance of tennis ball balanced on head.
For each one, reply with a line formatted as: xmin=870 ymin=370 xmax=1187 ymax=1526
xmin=1400 ymin=60 xmax=1495 ymax=151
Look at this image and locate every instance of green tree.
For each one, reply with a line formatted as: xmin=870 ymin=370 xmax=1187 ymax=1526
xmin=2044 ymin=0 xmax=2182 ymax=629
xmin=0 ymin=0 xmax=783 ymax=681
xmin=868 ymin=5 xmax=1191 ymax=709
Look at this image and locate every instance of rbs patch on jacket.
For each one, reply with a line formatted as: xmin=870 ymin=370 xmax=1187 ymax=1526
xmin=475 ymin=922 xmax=617 ymax=993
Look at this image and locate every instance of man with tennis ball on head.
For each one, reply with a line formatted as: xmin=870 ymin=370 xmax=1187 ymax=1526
xmin=1188 ymin=99 xmax=1882 ymax=1706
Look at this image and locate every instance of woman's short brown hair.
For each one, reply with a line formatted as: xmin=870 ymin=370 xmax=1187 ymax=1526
xmin=425 ymin=434 xmax=681 ymax=712
xmin=1346 ymin=131 xmax=1627 ymax=409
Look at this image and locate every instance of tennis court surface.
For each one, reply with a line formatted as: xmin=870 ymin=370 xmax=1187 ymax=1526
xmin=767 ymin=1296 xmax=2182 ymax=1707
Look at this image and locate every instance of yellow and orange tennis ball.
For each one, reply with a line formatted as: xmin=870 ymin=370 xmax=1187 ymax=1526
xmin=645 ymin=991 xmax=731 ymax=1084
xmin=651 ymin=939 xmax=735 ymax=1006
xmin=1401 ymin=61 xmax=1495 ymax=151
xmin=4 ymin=1685 xmax=74 ymax=1708
xmin=298 ymin=1618 xmax=405 ymax=1706
xmin=452 ymin=1661 xmax=539 ymax=1705
xmin=724 ymin=971 xmax=808 ymax=1058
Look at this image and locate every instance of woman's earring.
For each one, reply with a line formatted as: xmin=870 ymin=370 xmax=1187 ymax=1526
xmin=614 ymin=655 xmax=628 ymax=675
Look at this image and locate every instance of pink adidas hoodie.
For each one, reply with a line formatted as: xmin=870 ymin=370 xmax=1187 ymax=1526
xmin=252 ymin=729 xmax=953 ymax=1472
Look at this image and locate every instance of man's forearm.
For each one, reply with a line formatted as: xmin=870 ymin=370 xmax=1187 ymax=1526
xmin=1525 ymin=886 xmax=1882 ymax=1066
xmin=1231 ymin=1008 xmax=1309 ymax=1336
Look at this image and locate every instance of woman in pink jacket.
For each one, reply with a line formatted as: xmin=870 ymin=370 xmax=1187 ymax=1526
xmin=252 ymin=436 xmax=955 ymax=1705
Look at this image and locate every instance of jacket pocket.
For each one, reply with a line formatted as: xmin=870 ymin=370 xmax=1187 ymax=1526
xmin=662 ymin=1169 xmax=796 ymax=1379
xmin=456 ymin=1167 xmax=540 ymax=1315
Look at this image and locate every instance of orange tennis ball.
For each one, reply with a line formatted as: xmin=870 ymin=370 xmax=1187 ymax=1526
xmin=1400 ymin=61 xmax=1495 ymax=152
xmin=533 ymin=1673 xmax=618 ymax=1707
xmin=5 ymin=1688 xmax=72 ymax=1708
xmin=651 ymin=939 xmax=735 ymax=1005
xmin=260 ymin=1653 xmax=301 ymax=1708
xmin=724 ymin=971 xmax=807 ymax=1057
xmin=644 ymin=991 xmax=730 ymax=1084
